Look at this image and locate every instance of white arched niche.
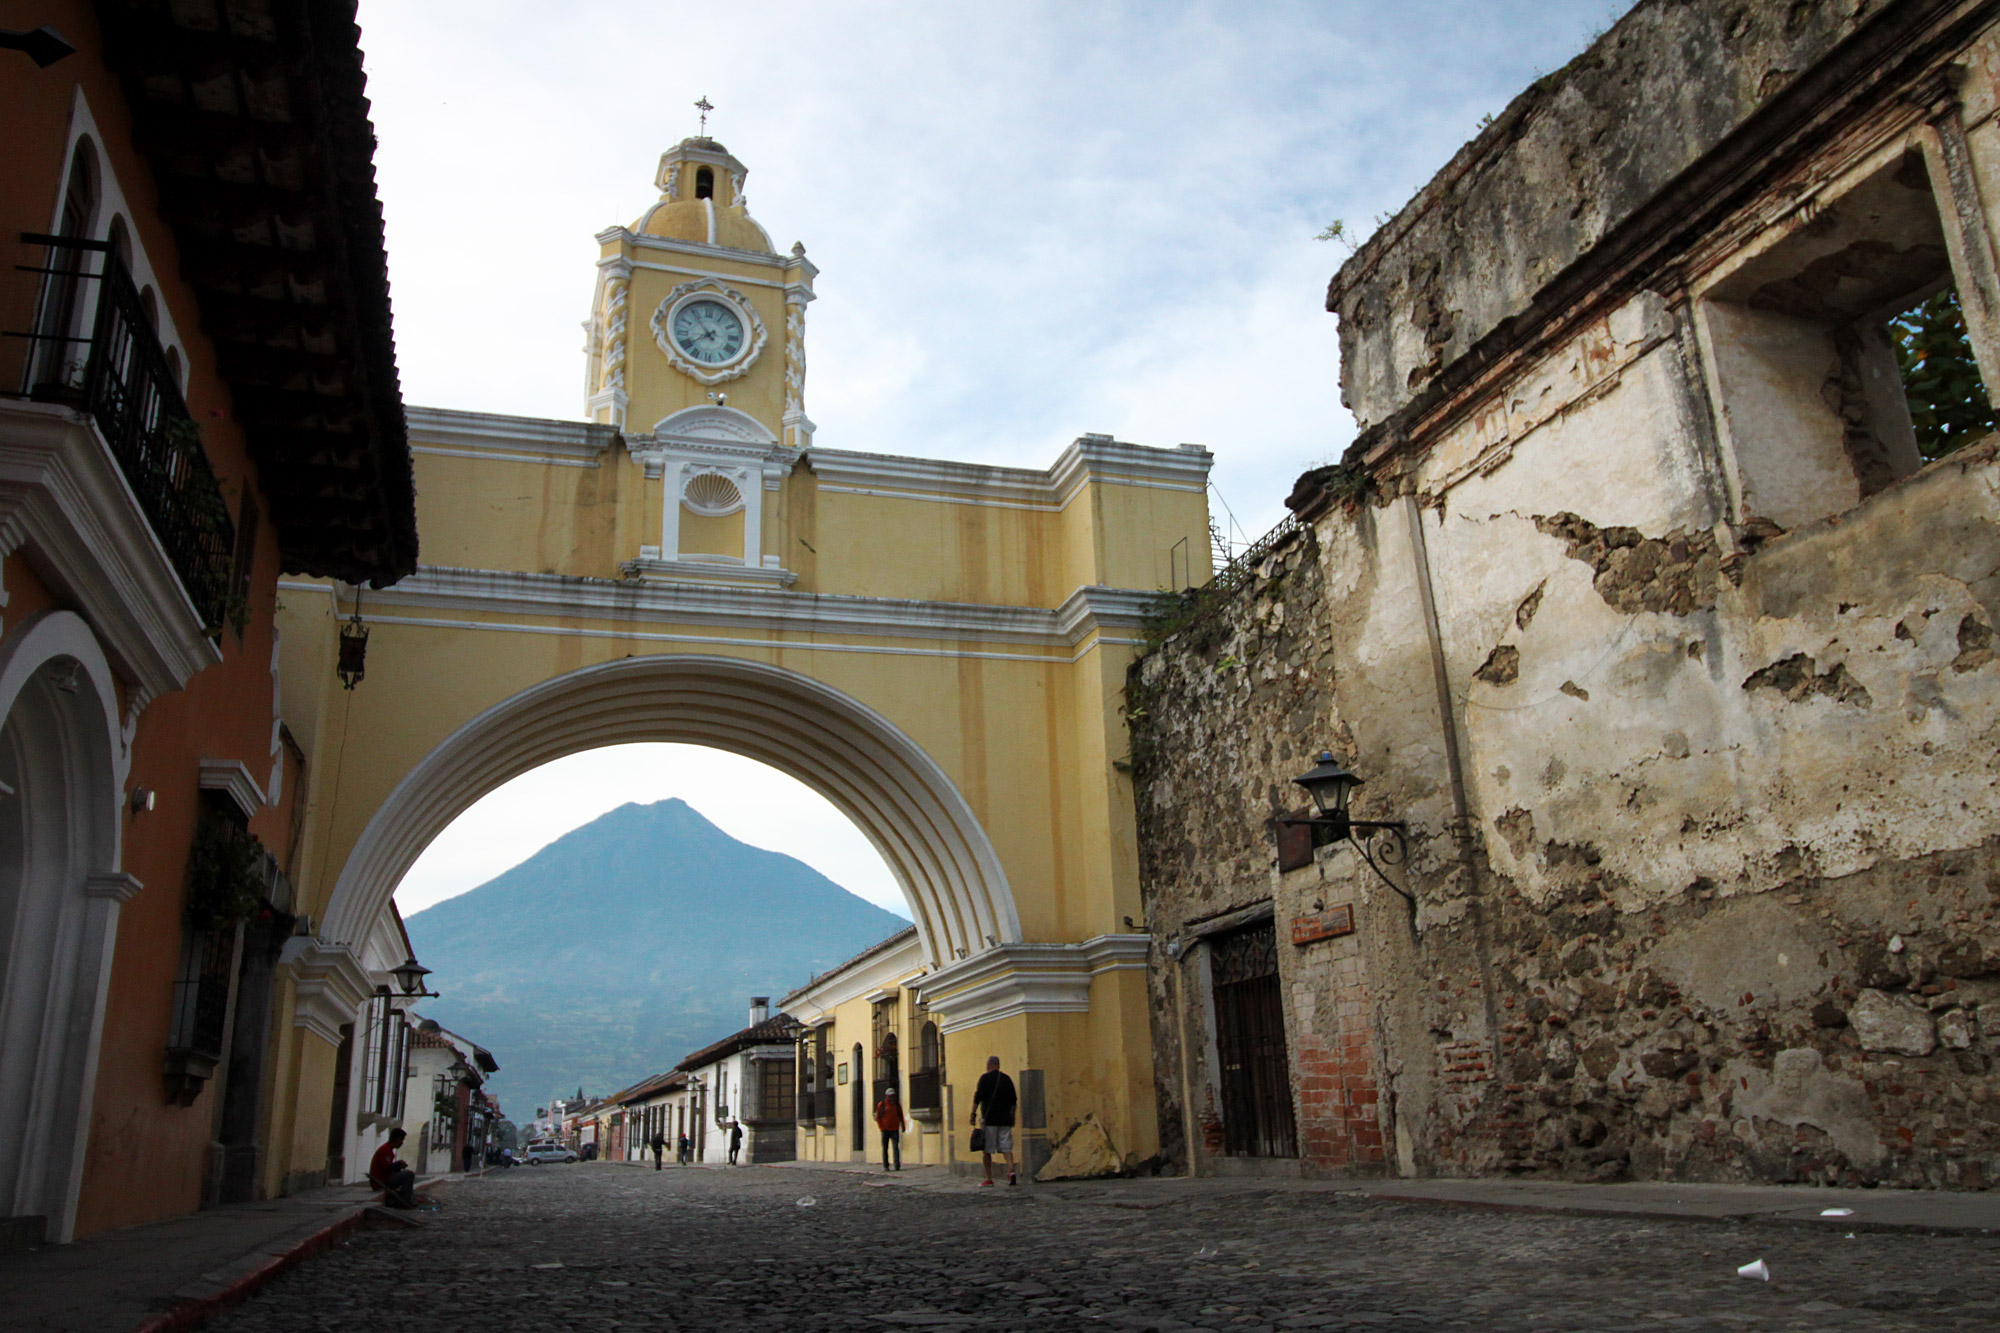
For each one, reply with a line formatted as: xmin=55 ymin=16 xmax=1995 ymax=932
xmin=0 ymin=611 xmax=134 ymax=1244
xmin=321 ymin=655 xmax=1018 ymax=967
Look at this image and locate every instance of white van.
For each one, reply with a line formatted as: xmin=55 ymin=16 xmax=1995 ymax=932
xmin=524 ymin=1142 xmax=578 ymax=1164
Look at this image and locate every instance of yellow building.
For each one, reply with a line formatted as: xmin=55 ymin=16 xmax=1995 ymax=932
xmin=784 ymin=928 xmax=945 ymax=1167
xmin=270 ymin=136 xmax=1209 ymax=1185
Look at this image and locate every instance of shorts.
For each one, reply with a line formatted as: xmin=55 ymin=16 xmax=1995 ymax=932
xmin=980 ymin=1125 xmax=1014 ymax=1153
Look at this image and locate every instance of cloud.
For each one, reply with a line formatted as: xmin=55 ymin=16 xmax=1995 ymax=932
xmin=358 ymin=0 xmax=1631 ymax=909
xmin=358 ymin=0 xmax=1630 ymax=535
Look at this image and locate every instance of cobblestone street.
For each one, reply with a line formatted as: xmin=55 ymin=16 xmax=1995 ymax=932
xmin=203 ymin=1164 xmax=1998 ymax=1332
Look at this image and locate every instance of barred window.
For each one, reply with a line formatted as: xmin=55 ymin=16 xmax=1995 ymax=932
xmin=759 ymin=1058 xmax=793 ymax=1122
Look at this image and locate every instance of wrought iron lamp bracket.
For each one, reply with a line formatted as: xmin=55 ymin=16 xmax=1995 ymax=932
xmin=1279 ymin=814 xmax=1415 ymax=918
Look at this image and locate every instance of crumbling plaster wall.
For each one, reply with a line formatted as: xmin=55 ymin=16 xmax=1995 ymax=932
xmin=1386 ymin=273 xmax=2000 ymax=1186
xmin=1329 ymin=0 xmax=1886 ymax=429
xmin=1132 ymin=533 xmax=1417 ymax=1177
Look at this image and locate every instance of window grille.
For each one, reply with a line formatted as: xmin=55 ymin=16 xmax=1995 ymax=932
xmin=167 ymin=927 xmax=234 ymax=1059
xmin=759 ymin=1057 xmax=793 ymax=1123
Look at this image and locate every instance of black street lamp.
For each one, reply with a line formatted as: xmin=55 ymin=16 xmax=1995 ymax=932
xmin=1280 ymin=751 xmax=1415 ymax=920
xmin=391 ymin=956 xmax=438 ymax=998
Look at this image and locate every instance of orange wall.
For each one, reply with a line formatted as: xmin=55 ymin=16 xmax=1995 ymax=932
xmin=4 ymin=0 xmax=303 ymax=1238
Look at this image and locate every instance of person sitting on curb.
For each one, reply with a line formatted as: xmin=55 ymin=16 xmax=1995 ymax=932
xmin=875 ymin=1085 xmax=908 ymax=1171
xmin=368 ymin=1127 xmax=420 ymax=1209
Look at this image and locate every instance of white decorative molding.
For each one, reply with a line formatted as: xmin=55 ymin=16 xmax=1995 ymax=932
xmin=644 ymin=404 xmax=783 ymax=452
xmin=630 ymin=407 xmax=796 ymax=571
xmin=914 ymin=935 xmax=1151 ymax=1033
xmin=683 ymin=469 xmax=745 ymax=516
xmin=314 ymin=567 xmax=1156 ymax=651
xmin=84 ymin=871 xmax=143 ymax=903
xmin=405 ymin=407 xmax=617 ymax=466
xmin=197 ymin=757 xmax=267 ymax=818
xmin=0 ymin=401 xmax=223 ymax=699
xmin=649 ymin=278 xmax=769 ymax=386
xmin=617 ymin=556 xmax=799 ymax=589
xmin=807 ymin=437 xmax=1212 ymax=513
xmin=280 ymin=938 xmax=375 ymax=1046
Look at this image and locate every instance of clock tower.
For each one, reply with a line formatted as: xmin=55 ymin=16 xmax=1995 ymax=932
xmin=584 ymin=136 xmax=816 ymax=583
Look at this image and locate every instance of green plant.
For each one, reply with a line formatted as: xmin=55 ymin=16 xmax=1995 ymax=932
xmin=1323 ymin=462 xmax=1372 ymax=506
xmin=160 ymin=414 xmax=204 ymax=458
xmin=1889 ymin=287 xmax=1998 ymax=459
xmin=184 ymin=811 xmax=266 ymax=929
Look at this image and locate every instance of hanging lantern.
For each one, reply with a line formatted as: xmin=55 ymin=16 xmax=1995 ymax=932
xmin=337 ymin=591 xmax=369 ymax=690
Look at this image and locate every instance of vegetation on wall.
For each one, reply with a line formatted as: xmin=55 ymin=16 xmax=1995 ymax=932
xmin=183 ymin=810 xmax=268 ymax=929
xmin=1890 ymin=287 xmax=1998 ymax=460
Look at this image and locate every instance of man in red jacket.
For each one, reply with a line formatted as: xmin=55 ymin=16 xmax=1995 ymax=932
xmin=874 ymin=1086 xmax=908 ymax=1171
xmin=369 ymin=1127 xmax=419 ymax=1208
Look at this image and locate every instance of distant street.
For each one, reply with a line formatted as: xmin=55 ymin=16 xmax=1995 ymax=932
xmin=204 ymin=1163 xmax=1998 ymax=1332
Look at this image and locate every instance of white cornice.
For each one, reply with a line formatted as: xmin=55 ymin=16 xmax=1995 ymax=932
xmin=405 ymin=406 xmax=617 ymax=464
xmin=782 ymin=930 xmax=925 ymax=1020
xmin=198 ymin=757 xmax=267 ymax=819
xmin=311 ymin=567 xmax=1159 ymax=650
xmin=912 ymin=935 xmax=1150 ymax=1034
xmin=807 ymin=437 xmax=1210 ymax=512
xmin=597 ymin=226 xmax=795 ymax=272
xmin=0 ymin=402 xmax=222 ymax=698
xmin=279 ymin=938 xmax=375 ymax=1046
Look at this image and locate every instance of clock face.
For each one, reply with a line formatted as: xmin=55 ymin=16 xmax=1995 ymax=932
xmin=670 ymin=299 xmax=746 ymax=365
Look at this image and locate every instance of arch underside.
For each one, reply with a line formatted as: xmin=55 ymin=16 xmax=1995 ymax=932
xmin=323 ymin=655 xmax=1019 ymax=966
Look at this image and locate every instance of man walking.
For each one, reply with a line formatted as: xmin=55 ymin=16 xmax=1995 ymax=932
xmin=971 ymin=1055 xmax=1017 ymax=1187
xmin=875 ymin=1085 xmax=907 ymax=1171
xmin=649 ymin=1131 xmax=665 ymax=1170
xmin=728 ymin=1119 xmax=744 ymax=1166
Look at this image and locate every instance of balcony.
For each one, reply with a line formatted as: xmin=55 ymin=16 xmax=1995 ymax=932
xmin=814 ymin=1087 xmax=835 ymax=1125
xmin=10 ymin=234 xmax=235 ymax=634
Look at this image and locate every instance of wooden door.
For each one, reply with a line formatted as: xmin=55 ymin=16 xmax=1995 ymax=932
xmin=1211 ymin=922 xmax=1297 ymax=1158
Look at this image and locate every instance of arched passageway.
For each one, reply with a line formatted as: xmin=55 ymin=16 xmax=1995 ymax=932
xmin=320 ymin=654 xmax=1019 ymax=968
xmin=0 ymin=612 xmax=129 ymax=1243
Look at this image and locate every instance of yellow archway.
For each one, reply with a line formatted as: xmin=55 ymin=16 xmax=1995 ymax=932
xmin=320 ymin=653 xmax=1017 ymax=965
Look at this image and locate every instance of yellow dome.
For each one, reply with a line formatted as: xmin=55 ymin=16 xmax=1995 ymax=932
xmin=636 ymin=198 xmax=775 ymax=254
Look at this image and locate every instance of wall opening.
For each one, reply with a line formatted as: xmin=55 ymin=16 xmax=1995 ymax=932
xmin=695 ymin=166 xmax=714 ymax=200
xmin=1697 ymin=148 xmax=1982 ymax=530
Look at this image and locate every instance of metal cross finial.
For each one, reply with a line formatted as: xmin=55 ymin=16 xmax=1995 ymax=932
xmin=694 ymin=96 xmax=713 ymax=135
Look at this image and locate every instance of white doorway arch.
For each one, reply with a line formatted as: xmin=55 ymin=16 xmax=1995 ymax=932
xmin=0 ymin=611 xmax=133 ymax=1244
xmin=320 ymin=654 xmax=1018 ymax=966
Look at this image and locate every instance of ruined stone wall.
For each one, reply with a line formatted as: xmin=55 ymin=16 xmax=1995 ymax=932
xmin=1131 ymin=533 xmax=1398 ymax=1177
xmin=1136 ymin=297 xmax=2000 ymax=1192
xmin=1138 ymin=0 xmax=2000 ymax=1180
xmin=1136 ymin=441 xmax=2000 ymax=1189
xmin=1328 ymin=0 xmax=1906 ymax=431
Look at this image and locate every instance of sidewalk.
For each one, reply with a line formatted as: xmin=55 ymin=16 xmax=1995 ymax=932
xmin=772 ymin=1158 xmax=2000 ymax=1232
xmin=0 ymin=1174 xmax=465 ymax=1333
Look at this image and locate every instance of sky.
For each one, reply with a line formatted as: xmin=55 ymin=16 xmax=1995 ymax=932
xmin=366 ymin=0 xmax=1633 ymax=918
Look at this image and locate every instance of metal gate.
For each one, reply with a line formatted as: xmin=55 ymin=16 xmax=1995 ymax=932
xmin=1210 ymin=921 xmax=1297 ymax=1158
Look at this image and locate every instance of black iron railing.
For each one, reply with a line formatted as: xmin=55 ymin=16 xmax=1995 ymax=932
xmin=907 ymin=1069 xmax=941 ymax=1116
xmin=814 ymin=1087 xmax=835 ymax=1123
xmin=9 ymin=234 xmax=235 ymax=630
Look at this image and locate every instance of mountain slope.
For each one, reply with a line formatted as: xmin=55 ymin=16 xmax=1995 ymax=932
xmin=402 ymin=798 xmax=908 ymax=1116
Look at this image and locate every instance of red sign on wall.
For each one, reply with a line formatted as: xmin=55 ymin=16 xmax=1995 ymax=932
xmin=1290 ymin=904 xmax=1355 ymax=945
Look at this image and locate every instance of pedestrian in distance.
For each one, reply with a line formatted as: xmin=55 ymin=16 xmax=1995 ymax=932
xmin=728 ymin=1119 xmax=744 ymax=1166
xmin=678 ymin=1131 xmax=692 ymax=1165
xmin=875 ymin=1085 xmax=908 ymax=1171
xmin=971 ymin=1055 xmax=1018 ymax=1186
xmin=368 ymin=1126 xmax=420 ymax=1209
xmin=650 ymin=1131 xmax=665 ymax=1170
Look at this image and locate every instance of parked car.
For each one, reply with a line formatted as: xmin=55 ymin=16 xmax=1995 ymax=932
xmin=524 ymin=1142 xmax=578 ymax=1164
